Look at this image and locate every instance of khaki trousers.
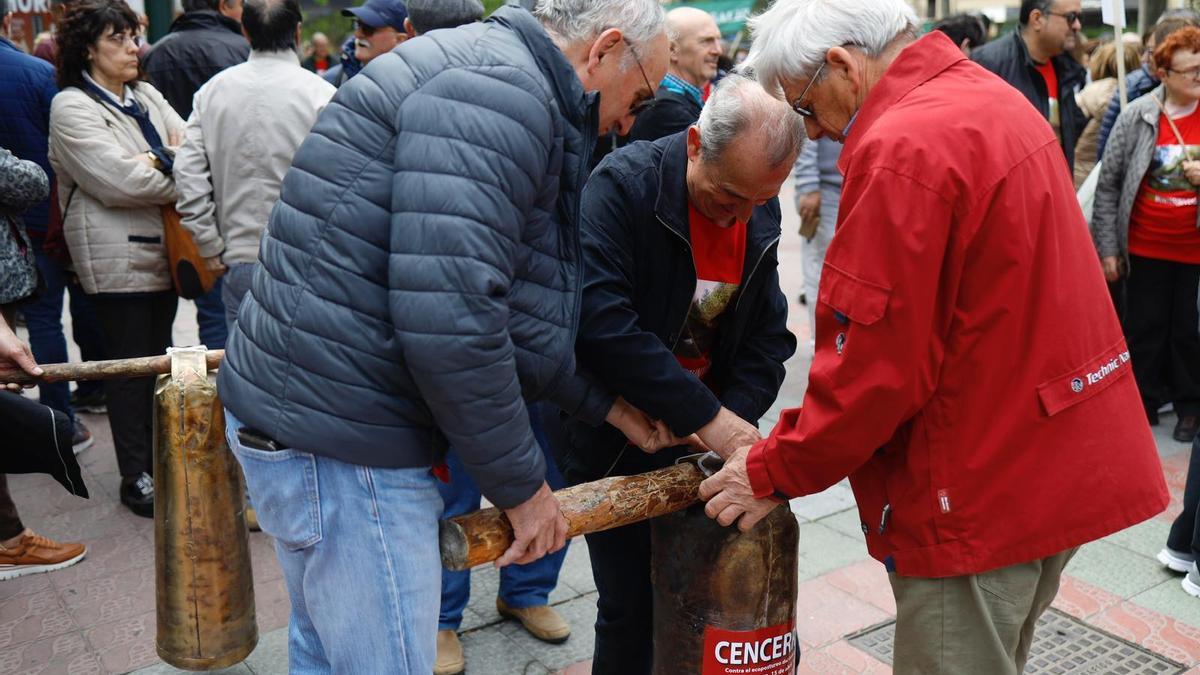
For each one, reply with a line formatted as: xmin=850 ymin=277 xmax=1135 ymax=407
xmin=888 ymin=547 xmax=1078 ymax=675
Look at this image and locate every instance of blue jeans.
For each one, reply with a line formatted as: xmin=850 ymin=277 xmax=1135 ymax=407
xmin=194 ymin=278 xmax=227 ymax=349
xmin=226 ymin=412 xmax=442 ymax=673
xmin=438 ymin=401 xmax=568 ymax=630
xmin=22 ymin=242 xmax=106 ymax=417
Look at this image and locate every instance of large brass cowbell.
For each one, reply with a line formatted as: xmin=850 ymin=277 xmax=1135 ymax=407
xmin=154 ymin=347 xmax=257 ymax=670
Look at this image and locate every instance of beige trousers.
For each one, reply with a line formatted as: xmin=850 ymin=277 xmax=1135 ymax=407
xmin=888 ymin=547 xmax=1079 ymax=675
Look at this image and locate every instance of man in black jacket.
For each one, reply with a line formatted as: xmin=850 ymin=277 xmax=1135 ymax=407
xmin=625 ymin=6 xmax=722 ymax=144
xmin=972 ymin=0 xmax=1085 ymax=172
xmin=561 ymin=74 xmax=799 ymax=674
xmin=142 ymin=0 xmax=249 ymax=119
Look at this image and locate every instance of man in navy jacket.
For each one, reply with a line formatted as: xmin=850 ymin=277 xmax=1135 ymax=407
xmin=560 ymin=74 xmax=799 ymax=673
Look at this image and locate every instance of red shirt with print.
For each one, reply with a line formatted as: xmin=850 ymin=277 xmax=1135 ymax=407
xmin=673 ymin=202 xmax=746 ymax=380
xmin=1128 ymin=107 xmax=1200 ymax=264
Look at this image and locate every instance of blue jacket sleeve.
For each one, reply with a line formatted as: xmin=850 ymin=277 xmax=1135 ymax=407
xmin=387 ymin=65 xmax=552 ymax=510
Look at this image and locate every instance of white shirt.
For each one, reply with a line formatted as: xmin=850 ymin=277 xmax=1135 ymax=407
xmin=174 ymin=49 xmax=336 ymax=264
xmin=82 ymin=70 xmax=135 ymax=106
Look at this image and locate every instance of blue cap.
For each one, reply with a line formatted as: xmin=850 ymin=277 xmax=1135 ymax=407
xmin=342 ymin=0 xmax=408 ymax=31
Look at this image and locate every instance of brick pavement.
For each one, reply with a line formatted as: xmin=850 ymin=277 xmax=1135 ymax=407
xmin=3 ymin=183 xmax=1200 ymax=673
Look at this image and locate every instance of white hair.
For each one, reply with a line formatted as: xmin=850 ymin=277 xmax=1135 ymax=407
xmin=533 ymin=0 xmax=665 ymax=68
xmin=741 ymin=0 xmax=919 ymax=92
xmin=697 ymin=73 xmax=805 ymax=168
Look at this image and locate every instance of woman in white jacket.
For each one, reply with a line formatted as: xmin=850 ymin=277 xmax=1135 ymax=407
xmin=48 ymin=0 xmax=185 ymax=518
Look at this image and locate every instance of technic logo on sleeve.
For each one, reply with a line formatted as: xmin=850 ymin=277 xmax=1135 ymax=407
xmin=702 ymin=622 xmax=797 ymax=675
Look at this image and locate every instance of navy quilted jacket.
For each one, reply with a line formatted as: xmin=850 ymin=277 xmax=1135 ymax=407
xmin=218 ymin=7 xmax=610 ymax=508
xmin=0 ymin=36 xmax=57 ymax=235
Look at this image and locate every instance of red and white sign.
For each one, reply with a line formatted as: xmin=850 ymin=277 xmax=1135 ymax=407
xmin=702 ymin=622 xmax=797 ymax=675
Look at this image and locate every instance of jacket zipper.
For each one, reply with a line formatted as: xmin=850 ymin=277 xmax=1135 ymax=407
xmin=733 ymin=235 xmax=781 ymax=315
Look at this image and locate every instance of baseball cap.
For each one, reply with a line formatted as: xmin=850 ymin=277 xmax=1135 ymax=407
xmin=342 ymin=0 xmax=408 ymax=31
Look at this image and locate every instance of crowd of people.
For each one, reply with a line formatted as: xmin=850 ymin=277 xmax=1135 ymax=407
xmin=0 ymin=0 xmax=1198 ymax=673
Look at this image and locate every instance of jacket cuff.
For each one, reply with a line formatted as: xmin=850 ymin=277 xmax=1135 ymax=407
xmin=665 ymin=382 xmax=722 ymax=437
xmin=476 ymin=435 xmax=546 ymax=510
xmin=793 ymin=180 xmax=820 ymax=196
xmin=746 ymin=440 xmax=787 ymax=502
xmin=721 ymin=389 xmax=762 ymax=426
xmin=196 ymin=237 xmax=225 ymax=259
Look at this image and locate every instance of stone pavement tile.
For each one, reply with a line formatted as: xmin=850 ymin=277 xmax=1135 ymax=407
xmin=57 ymin=565 xmax=155 ymax=630
xmin=1050 ymin=574 xmax=1124 ymax=621
xmin=822 ymin=558 xmax=896 ymax=615
xmin=0 ymin=587 xmax=77 ymax=649
xmin=556 ymin=660 xmax=591 ymax=675
xmin=795 ymin=576 xmax=890 ymax=650
xmin=253 ymin=577 xmax=291 ymax=635
xmin=7 ymin=482 xmax=95 ymax=520
xmin=791 ymin=480 xmax=855 ymax=522
xmin=21 ymin=500 xmax=150 ymax=544
xmin=248 ymin=533 xmax=282 ymax=584
xmin=46 ymin=532 xmax=153 ymax=587
xmin=1130 ymin=578 xmax=1200 ymax=630
xmin=796 ymin=521 xmax=870 ymax=582
xmin=818 ymin=639 xmax=893 ymax=673
xmin=1163 ymin=452 xmax=1190 ymax=493
xmin=495 ymin=594 xmax=597 ymax=671
xmin=0 ymin=568 xmax=53 ymax=602
xmin=131 ymin=660 xmax=253 ymax=675
xmin=82 ymin=609 xmax=159 ymax=674
xmin=1065 ymin=539 xmax=1174 ymax=599
xmin=1088 ymin=601 xmax=1200 ymax=667
xmin=819 ymin=507 xmax=867 ymax=541
xmin=460 ymin=624 xmax=551 ymax=674
xmin=797 ymin=640 xmax=891 ymax=674
xmin=0 ymin=630 xmax=104 ymax=675
xmin=83 ymin=470 xmax=121 ymax=503
xmin=465 ymin=565 xmax=503 ymax=627
xmin=242 ymin=625 xmax=287 ymax=674
xmin=1105 ymin=517 xmax=1172 ymax=558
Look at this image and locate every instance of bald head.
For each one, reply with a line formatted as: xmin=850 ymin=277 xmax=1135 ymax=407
xmin=666 ymin=7 xmax=723 ymax=88
xmin=685 ymin=74 xmax=805 ymax=226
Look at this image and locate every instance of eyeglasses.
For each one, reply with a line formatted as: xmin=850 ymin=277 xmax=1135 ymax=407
xmin=102 ymin=32 xmax=136 ymax=48
xmin=789 ymin=61 xmax=825 ymax=119
xmin=1045 ymin=10 xmax=1082 ymax=26
xmin=352 ymin=18 xmax=378 ymax=37
xmin=1169 ymin=66 xmax=1200 ymax=81
xmin=623 ymin=37 xmax=657 ymax=117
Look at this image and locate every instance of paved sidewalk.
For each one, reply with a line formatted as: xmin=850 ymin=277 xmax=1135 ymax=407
xmin=4 ymin=182 xmax=1200 ymax=673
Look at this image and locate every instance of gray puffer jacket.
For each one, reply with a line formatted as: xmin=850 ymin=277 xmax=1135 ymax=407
xmin=1093 ymin=86 xmax=1200 ymax=262
xmin=217 ymin=7 xmax=610 ymax=508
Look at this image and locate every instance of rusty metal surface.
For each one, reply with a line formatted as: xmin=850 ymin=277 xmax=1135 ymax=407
xmin=651 ymin=504 xmax=800 ymax=674
xmin=154 ymin=368 xmax=257 ymax=670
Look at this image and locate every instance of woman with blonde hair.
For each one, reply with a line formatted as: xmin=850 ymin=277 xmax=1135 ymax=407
xmin=1076 ymin=36 xmax=1144 ymax=186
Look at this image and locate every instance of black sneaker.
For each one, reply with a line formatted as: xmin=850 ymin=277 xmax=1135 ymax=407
xmin=1174 ymin=416 xmax=1199 ymax=443
xmin=70 ymin=388 xmax=107 ymax=414
xmin=120 ymin=472 xmax=154 ymax=518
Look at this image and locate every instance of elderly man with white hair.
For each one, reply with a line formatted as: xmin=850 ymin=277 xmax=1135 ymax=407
xmin=562 ymin=73 xmax=799 ymax=673
xmin=215 ymin=1 xmax=670 ymax=672
xmin=698 ymin=0 xmax=1169 ymax=672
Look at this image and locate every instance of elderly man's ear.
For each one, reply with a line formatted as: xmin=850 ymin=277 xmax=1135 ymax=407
xmin=403 ymin=17 xmax=416 ymax=38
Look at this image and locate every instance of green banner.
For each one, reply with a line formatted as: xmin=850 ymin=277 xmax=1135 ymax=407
xmin=668 ymin=0 xmax=757 ymax=37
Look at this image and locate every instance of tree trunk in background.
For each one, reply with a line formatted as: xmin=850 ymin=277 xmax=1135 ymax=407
xmin=1139 ymin=0 xmax=1168 ymax=34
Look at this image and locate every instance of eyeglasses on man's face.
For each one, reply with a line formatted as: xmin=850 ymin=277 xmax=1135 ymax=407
xmin=623 ymin=37 xmax=657 ymax=117
xmin=789 ymin=61 xmax=825 ymax=119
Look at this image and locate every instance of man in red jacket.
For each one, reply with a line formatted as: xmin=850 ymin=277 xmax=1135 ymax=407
xmin=699 ymin=0 xmax=1170 ymax=672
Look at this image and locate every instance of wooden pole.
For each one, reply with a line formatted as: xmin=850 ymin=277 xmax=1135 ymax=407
xmin=440 ymin=461 xmax=708 ymax=571
xmin=0 ymin=350 xmax=224 ymax=386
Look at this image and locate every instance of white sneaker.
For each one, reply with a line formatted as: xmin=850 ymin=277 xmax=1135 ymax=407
xmin=1158 ymin=547 xmax=1195 ymax=574
xmin=1183 ymin=564 xmax=1200 ymax=598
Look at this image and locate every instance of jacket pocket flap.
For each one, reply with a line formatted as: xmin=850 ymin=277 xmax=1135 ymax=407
xmin=1036 ymin=342 xmax=1132 ymax=417
xmin=818 ymin=263 xmax=891 ymax=325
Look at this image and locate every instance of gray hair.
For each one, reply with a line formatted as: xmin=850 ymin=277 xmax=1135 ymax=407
xmin=697 ymin=73 xmax=805 ymax=168
xmin=741 ymin=0 xmax=918 ymax=93
xmin=533 ymin=0 xmax=665 ymax=69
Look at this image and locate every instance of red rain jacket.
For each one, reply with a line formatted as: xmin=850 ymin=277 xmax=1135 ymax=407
xmin=746 ymin=32 xmax=1168 ymax=578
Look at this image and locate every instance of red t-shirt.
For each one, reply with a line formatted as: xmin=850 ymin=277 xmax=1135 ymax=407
xmin=1035 ymin=60 xmax=1061 ymax=140
xmin=1128 ymin=107 xmax=1200 ymax=264
xmin=674 ymin=203 xmax=747 ymax=379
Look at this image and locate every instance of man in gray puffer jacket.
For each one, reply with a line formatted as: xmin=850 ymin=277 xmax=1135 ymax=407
xmin=217 ymin=2 xmax=668 ymax=671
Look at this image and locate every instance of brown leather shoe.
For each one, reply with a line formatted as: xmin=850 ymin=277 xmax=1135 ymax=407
xmin=496 ymin=598 xmax=571 ymax=644
xmin=0 ymin=529 xmax=87 ymax=581
xmin=434 ymin=629 xmax=465 ymax=675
